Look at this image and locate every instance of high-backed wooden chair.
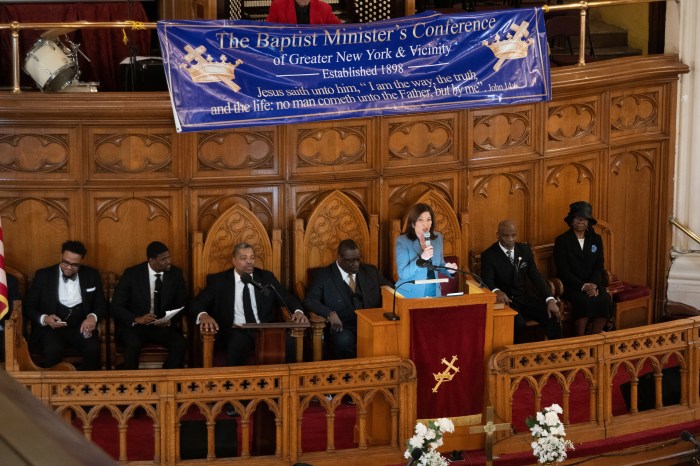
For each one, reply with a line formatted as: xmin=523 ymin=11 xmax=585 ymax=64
xmin=191 ymin=203 xmax=301 ymax=367
xmin=593 ymin=220 xmax=653 ymax=329
xmin=390 ymin=190 xmax=468 ymax=294
xmin=293 ymin=190 xmax=379 ymax=361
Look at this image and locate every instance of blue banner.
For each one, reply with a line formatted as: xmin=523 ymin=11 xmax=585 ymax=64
xmin=157 ymin=9 xmax=551 ymax=132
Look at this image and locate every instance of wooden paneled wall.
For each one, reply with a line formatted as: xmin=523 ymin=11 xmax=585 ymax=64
xmin=0 ymin=55 xmax=687 ymax=321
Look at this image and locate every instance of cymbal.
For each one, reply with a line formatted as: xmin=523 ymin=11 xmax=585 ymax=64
xmin=40 ymin=28 xmax=77 ymax=41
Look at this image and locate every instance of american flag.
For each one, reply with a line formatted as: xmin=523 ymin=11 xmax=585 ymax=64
xmin=0 ymin=218 xmax=8 ymax=320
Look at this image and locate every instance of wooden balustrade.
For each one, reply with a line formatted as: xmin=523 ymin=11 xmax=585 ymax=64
xmin=6 ymin=355 xmax=415 ymax=465
xmin=488 ymin=316 xmax=700 ymax=456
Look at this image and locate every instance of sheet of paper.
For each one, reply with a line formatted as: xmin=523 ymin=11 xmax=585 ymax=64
xmin=149 ymin=306 xmax=185 ymax=325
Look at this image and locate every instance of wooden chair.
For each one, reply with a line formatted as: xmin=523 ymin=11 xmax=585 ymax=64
xmin=191 ymin=203 xmax=302 ymax=367
xmin=4 ymin=303 xmax=75 ymax=372
xmin=594 ymin=220 xmax=653 ymax=330
xmin=293 ymin=190 xmax=379 ymax=361
xmin=390 ymin=190 xmax=469 ymax=295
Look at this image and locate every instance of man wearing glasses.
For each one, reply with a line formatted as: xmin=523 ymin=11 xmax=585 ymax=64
xmin=303 ymin=239 xmax=391 ymax=359
xmin=25 ymin=240 xmax=106 ymax=370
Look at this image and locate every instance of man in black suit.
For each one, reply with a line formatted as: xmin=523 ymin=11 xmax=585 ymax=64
xmin=0 ymin=272 xmax=20 ymax=362
xmin=110 ymin=241 xmax=188 ymax=369
xmin=191 ymin=242 xmax=309 ymax=366
xmin=481 ymin=220 xmax=561 ymax=342
xmin=303 ymin=239 xmax=391 ymax=359
xmin=25 ymin=241 xmax=106 ymax=370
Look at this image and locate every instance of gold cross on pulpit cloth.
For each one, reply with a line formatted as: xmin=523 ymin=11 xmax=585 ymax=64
xmin=468 ymin=406 xmax=511 ymax=466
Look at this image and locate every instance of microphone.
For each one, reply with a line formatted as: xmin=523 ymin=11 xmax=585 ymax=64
xmin=407 ymin=447 xmax=423 ymax=466
xmin=240 ymin=272 xmax=271 ymax=296
xmin=681 ymin=430 xmax=700 ymax=448
xmin=423 ymin=231 xmax=431 ymax=247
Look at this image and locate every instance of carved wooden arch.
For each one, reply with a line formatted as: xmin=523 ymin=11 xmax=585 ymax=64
xmin=390 ymin=190 xmax=467 ymax=282
xmin=293 ymin=189 xmax=379 ymax=294
xmin=191 ymin=203 xmax=281 ymax=294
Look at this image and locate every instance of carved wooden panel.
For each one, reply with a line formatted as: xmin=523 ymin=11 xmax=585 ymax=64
xmin=610 ymin=87 xmax=663 ymax=141
xmin=288 ymin=118 xmax=375 ymax=177
xmin=294 ymin=190 xmax=373 ymax=282
xmin=470 ymin=104 xmax=537 ymax=160
xmin=384 ymin=175 xmax=459 ymax=225
xmin=546 ymin=95 xmax=604 ymax=152
xmin=0 ymin=194 xmax=74 ymax=279
xmin=200 ymin=203 xmax=276 ymax=277
xmin=193 ymin=127 xmax=280 ymax=179
xmin=192 ymin=188 xmax=279 ymax=239
xmin=88 ymin=191 xmax=185 ymax=277
xmin=0 ymin=127 xmax=76 ymax=180
xmin=468 ymin=162 xmax=535 ymax=255
xmin=542 ymin=152 xmax=601 ymax=244
xmin=381 ymin=112 xmax=460 ymax=170
xmin=87 ymin=127 xmax=180 ymax=180
xmin=607 ymin=144 xmax=659 ymax=285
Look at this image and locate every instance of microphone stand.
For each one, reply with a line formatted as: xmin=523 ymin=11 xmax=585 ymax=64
xmin=384 ymin=278 xmax=449 ymax=321
xmin=385 ymin=280 xmax=412 ymax=321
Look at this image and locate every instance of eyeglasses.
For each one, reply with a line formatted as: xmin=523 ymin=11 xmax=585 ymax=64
xmin=339 ymin=256 xmax=361 ymax=263
xmin=61 ymin=260 xmax=82 ymax=269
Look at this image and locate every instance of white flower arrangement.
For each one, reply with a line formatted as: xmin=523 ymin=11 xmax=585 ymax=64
xmin=404 ymin=418 xmax=455 ymax=466
xmin=526 ymin=404 xmax=575 ymax=464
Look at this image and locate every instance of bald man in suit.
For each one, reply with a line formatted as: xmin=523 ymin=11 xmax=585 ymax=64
xmin=481 ymin=220 xmax=561 ymax=342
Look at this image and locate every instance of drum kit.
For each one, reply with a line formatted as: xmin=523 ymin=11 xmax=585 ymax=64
xmin=22 ymin=28 xmax=98 ymax=92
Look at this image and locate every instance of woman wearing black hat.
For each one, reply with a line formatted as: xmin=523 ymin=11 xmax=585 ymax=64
xmin=553 ymin=201 xmax=611 ymax=336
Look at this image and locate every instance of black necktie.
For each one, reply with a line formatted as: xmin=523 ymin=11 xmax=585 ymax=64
xmin=62 ymin=273 xmax=76 ymax=283
xmin=154 ymin=273 xmax=162 ymax=316
xmin=242 ymin=283 xmax=256 ymax=323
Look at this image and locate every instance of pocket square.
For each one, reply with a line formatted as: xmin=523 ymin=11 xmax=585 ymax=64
xmin=86 ymin=287 xmax=96 ymax=292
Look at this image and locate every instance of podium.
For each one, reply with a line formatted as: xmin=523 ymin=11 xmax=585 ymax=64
xmin=356 ymin=282 xmax=516 ymax=450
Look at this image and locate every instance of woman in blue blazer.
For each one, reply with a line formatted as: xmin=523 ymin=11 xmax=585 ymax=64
xmin=394 ymin=203 xmax=457 ymax=298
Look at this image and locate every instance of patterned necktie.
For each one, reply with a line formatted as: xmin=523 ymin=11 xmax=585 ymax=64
xmin=348 ymin=274 xmax=356 ymax=293
xmin=242 ymin=283 xmax=256 ymax=323
xmin=154 ymin=273 xmax=162 ymax=316
xmin=507 ymin=250 xmax=515 ymax=266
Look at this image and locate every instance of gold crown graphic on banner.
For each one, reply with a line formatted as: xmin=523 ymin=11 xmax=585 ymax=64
xmin=180 ymin=44 xmax=244 ymax=92
xmin=482 ymin=20 xmax=534 ymax=72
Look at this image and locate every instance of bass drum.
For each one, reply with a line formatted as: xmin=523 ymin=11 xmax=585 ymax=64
xmin=23 ymin=39 xmax=78 ymax=92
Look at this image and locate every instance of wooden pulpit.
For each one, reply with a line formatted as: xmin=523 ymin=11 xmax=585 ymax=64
xmin=356 ymin=282 xmax=516 ymax=450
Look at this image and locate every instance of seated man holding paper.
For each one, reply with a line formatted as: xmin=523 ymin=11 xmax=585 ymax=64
xmin=110 ymin=241 xmax=188 ymax=369
xmin=191 ymin=242 xmax=308 ymax=366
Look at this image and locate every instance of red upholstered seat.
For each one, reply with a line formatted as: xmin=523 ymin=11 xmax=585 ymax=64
xmin=613 ymin=282 xmax=652 ymax=303
xmin=440 ymin=255 xmax=460 ymax=296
